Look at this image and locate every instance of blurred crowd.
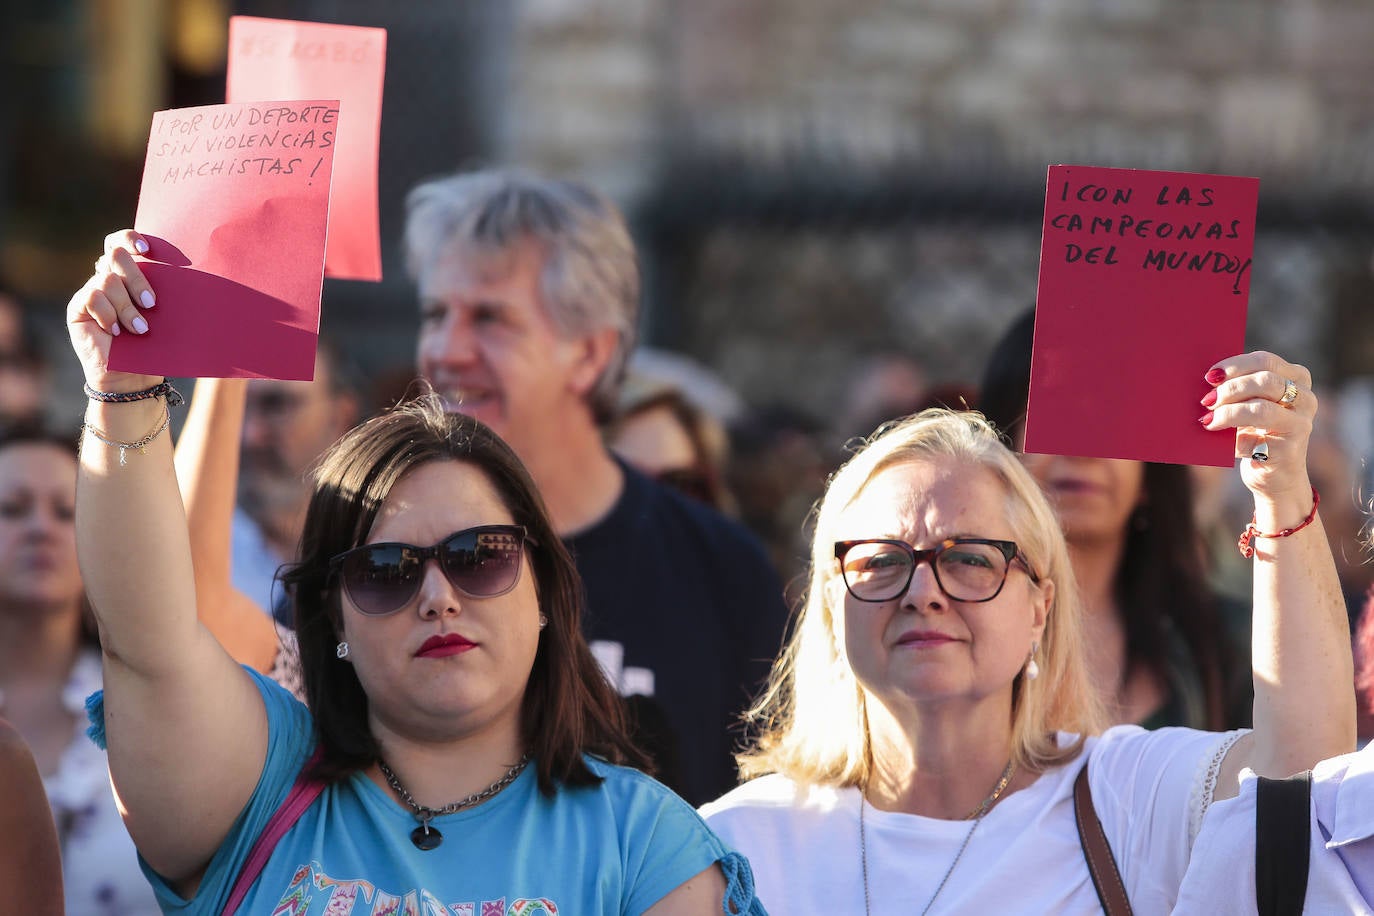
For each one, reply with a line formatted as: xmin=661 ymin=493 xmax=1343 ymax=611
xmin=2 ymin=174 xmax=1373 ymax=911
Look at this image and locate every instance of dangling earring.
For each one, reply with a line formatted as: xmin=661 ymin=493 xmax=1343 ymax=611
xmin=336 ymin=642 xmax=350 ymax=659
xmin=1024 ymin=641 xmax=1040 ymax=681
xmin=538 ymin=615 xmax=549 ymax=630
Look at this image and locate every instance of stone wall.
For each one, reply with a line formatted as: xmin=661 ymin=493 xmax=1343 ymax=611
xmin=501 ymin=0 xmax=1374 ymax=425
xmin=510 ymin=0 xmax=1374 ymax=191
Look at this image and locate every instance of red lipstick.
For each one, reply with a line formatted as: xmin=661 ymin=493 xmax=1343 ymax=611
xmin=416 ymin=633 xmax=477 ymax=658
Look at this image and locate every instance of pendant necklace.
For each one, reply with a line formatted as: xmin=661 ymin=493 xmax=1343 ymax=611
xmin=859 ymin=758 xmax=1017 ymax=916
xmin=379 ymin=755 xmax=530 ymax=851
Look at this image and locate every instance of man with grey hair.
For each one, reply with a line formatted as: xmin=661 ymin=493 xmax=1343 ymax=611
xmin=406 ymin=169 xmax=788 ymax=805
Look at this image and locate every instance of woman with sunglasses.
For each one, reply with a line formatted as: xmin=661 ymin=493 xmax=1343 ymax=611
xmin=700 ymin=383 xmax=1353 ymax=912
xmin=66 ymin=231 xmax=763 ymax=914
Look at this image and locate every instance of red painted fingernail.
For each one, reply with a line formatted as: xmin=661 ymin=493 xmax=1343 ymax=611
xmin=1198 ymin=411 xmax=1214 ymax=425
xmin=1200 ymin=389 xmax=1217 ymax=408
xmin=1205 ymin=368 xmax=1226 ymax=385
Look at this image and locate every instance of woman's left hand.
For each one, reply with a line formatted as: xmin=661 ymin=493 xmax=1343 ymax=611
xmin=1201 ymin=351 xmax=1315 ymax=506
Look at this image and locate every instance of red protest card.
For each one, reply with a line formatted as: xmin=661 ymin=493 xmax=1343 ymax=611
xmin=108 ymin=100 xmax=338 ymax=381
xmin=1025 ymin=165 xmax=1259 ymax=467
xmin=227 ymin=16 xmax=386 ymax=282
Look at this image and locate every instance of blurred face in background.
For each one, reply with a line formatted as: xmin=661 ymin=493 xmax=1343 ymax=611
xmin=0 ymin=295 xmax=48 ymax=426
xmin=0 ymin=442 xmax=82 ymax=612
xmin=415 ymin=241 xmax=605 ymax=459
xmin=609 ymin=394 xmax=729 ymax=508
xmin=240 ymin=352 xmax=358 ymax=525
xmin=610 ymin=402 xmax=697 ymax=477
xmin=1015 ymin=431 xmax=1145 ymax=549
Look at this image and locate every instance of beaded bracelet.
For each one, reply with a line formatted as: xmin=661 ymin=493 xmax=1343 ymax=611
xmin=1237 ymin=486 xmax=1320 ymax=559
xmin=82 ymin=407 xmax=171 ymax=466
xmin=84 ymin=378 xmax=184 ymax=409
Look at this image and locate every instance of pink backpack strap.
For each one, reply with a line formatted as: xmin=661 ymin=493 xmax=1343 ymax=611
xmin=221 ymin=749 xmax=326 ymax=916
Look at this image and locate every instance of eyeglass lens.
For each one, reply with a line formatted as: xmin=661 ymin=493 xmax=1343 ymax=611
xmin=840 ymin=540 xmax=1011 ymax=602
xmin=341 ymin=526 xmax=525 ymax=615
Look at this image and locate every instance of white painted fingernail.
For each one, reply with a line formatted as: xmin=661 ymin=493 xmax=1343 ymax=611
xmin=140 ymin=290 xmax=155 ymax=308
xmin=110 ymin=323 xmax=121 ymax=336
xmin=132 ymin=316 xmax=149 ymax=334
xmin=135 ymin=238 xmax=149 ymax=254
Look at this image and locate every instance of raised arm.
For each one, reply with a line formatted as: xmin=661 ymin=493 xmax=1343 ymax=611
xmin=173 ymin=376 xmax=280 ymax=671
xmin=1207 ymin=352 xmax=1355 ymax=797
xmin=0 ymin=720 xmax=64 ymax=915
xmin=70 ymin=230 xmax=269 ymax=887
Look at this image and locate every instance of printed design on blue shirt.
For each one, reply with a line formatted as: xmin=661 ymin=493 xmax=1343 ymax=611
xmin=269 ymin=861 xmax=559 ymax=915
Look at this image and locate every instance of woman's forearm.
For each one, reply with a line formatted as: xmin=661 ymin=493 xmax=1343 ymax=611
xmin=1248 ymin=498 xmax=1355 ymax=774
xmin=78 ymin=395 xmax=201 ymax=674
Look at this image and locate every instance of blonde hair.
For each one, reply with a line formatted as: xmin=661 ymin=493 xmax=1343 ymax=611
xmin=738 ymin=409 xmax=1107 ymax=786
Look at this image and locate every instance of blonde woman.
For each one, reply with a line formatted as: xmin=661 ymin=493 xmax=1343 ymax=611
xmin=702 ymin=358 xmax=1352 ymax=913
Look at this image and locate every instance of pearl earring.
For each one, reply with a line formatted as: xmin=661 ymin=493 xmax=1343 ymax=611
xmin=538 ymin=615 xmax=549 ymax=630
xmin=1024 ymin=641 xmax=1040 ymax=681
xmin=336 ymin=642 xmax=350 ymax=659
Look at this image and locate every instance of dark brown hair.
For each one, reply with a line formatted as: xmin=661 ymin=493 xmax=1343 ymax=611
xmin=281 ymin=392 xmax=646 ymax=791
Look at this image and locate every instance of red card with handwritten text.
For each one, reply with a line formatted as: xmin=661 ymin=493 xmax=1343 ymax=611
xmin=228 ymin=16 xmax=386 ymax=282
xmin=108 ymin=100 xmax=338 ymax=380
xmin=1025 ymin=165 xmax=1259 ymax=467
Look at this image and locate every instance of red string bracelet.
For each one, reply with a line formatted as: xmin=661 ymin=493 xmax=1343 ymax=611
xmin=1237 ymin=486 xmax=1320 ymax=559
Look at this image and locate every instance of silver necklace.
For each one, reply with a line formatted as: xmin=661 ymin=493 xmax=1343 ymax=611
xmin=860 ymin=759 xmax=1016 ymax=916
xmin=379 ymin=755 xmax=530 ymax=851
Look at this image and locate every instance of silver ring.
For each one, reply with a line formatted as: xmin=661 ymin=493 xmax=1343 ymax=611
xmin=1251 ymin=441 xmax=1270 ymax=462
xmin=1278 ymin=379 xmax=1299 ymax=409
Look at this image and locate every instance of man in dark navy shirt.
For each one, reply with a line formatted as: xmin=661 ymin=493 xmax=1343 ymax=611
xmin=406 ymin=169 xmax=789 ymax=804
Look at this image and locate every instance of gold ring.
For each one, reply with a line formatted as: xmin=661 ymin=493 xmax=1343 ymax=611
xmin=1278 ymin=379 xmax=1299 ymax=409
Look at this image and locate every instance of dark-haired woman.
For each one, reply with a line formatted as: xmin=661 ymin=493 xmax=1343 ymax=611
xmin=67 ymin=231 xmax=762 ymax=913
xmin=979 ymin=308 xmax=1249 ymax=729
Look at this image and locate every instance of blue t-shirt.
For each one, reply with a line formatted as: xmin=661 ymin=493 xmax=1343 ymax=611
xmin=118 ymin=670 xmax=760 ymax=914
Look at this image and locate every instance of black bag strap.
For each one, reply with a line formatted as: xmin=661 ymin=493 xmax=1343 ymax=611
xmin=1255 ymin=770 xmax=1313 ymax=916
xmin=1074 ymin=763 xmax=1134 ymax=915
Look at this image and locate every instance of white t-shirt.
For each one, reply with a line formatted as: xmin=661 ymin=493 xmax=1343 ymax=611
xmin=1173 ymin=744 xmax=1374 ymax=915
xmin=700 ymin=725 xmax=1241 ymax=915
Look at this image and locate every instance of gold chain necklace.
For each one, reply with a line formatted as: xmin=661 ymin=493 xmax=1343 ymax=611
xmin=860 ymin=758 xmax=1017 ymax=916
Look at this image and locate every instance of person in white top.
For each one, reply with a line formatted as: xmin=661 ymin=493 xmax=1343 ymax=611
xmin=0 ymin=425 xmax=160 ymax=915
xmin=700 ymin=362 xmax=1354 ymax=914
xmin=1174 ymin=742 xmax=1374 ymax=914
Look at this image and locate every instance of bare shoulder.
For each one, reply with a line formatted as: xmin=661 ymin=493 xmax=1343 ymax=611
xmin=0 ymin=719 xmax=36 ymax=766
xmin=0 ymin=719 xmax=65 ymax=915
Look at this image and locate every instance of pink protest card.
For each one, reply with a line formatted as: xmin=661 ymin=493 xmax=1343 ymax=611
xmin=108 ymin=100 xmax=338 ymax=380
xmin=1025 ymin=165 xmax=1259 ymax=467
xmin=228 ymin=16 xmax=386 ymax=282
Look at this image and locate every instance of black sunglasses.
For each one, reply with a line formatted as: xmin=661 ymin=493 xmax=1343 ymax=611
xmin=329 ymin=524 xmax=536 ymax=616
xmin=834 ymin=536 xmax=1038 ymax=604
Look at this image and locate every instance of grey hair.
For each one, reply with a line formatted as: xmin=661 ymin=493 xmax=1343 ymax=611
xmin=404 ymin=169 xmax=640 ymax=423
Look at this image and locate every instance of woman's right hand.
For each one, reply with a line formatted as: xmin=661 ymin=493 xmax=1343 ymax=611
xmin=66 ymin=230 xmax=162 ymax=393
